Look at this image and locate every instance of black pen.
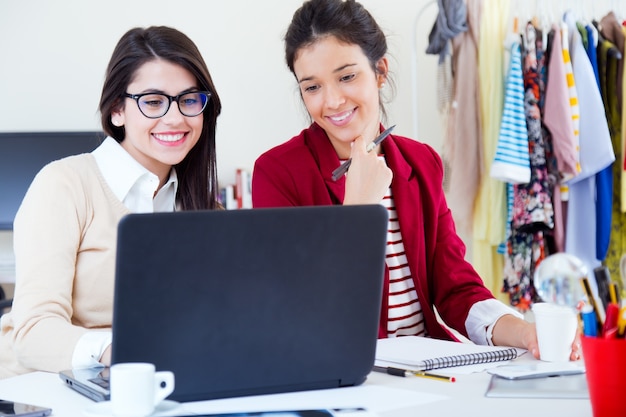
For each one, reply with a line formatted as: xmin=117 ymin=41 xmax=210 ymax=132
xmin=372 ymin=365 xmax=456 ymax=383
xmin=331 ymin=125 xmax=396 ymax=181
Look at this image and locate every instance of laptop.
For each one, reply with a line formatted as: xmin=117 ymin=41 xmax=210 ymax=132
xmin=60 ymin=205 xmax=388 ymax=402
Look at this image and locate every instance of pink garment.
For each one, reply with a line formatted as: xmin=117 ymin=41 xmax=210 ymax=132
xmin=445 ymin=0 xmax=483 ymax=236
xmin=543 ymin=26 xmax=579 ymax=180
xmin=542 ymin=26 xmax=578 ymax=251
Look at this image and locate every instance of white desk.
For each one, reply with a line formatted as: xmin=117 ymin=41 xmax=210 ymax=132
xmin=0 ymin=368 xmax=593 ymax=417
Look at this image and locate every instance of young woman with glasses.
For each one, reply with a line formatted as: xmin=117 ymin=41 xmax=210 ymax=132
xmin=252 ymin=0 xmax=580 ymax=360
xmin=0 ymin=26 xmax=221 ymax=377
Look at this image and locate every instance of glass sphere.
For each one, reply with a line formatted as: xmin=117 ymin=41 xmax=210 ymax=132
xmin=534 ymin=253 xmax=588 ymax=308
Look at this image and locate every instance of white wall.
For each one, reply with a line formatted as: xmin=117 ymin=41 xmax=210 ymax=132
xmin=0 ymin=0 xmax=444 ymax=187
xmin=0 ymin=0 xmax=444 ymax=284
xmin=2 ymin=0 xmax=623 ymax=285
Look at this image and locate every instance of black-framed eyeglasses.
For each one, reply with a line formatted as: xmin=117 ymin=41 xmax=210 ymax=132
xmin=123 ymin=91 xmax=211 ymax=119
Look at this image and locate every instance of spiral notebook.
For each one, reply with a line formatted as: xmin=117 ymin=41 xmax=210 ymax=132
xmin=375 ymin=336 xmax=523 ymax=373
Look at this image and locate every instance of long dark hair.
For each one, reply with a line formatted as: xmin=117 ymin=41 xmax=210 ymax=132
xmin=284 ymin=0 xmax=391 ymax=119
xmin=99 ymin=26 xmax=221 ymax=210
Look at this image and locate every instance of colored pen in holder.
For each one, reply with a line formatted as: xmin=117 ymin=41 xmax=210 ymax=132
xmin=581 ymin=304 xmax=598 ymax=337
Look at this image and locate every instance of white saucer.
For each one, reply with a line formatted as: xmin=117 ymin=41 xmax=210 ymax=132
xmin=83 ymin=399 xmax=180 ymax=417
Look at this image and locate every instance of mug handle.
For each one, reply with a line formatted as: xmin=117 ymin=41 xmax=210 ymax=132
xmin=153 ymin=371 xmax=175 ymax=405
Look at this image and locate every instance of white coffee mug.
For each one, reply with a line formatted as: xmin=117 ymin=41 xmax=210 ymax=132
xmin=532 ymin=302 xmax=578 ymax=362
xmin=110 ymin=362 xmax=175 ymax=417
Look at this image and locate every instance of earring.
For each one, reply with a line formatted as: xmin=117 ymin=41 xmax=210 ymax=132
xmin=379 ymin=82 xmax=386 ymax=89
xmin=112 ymin=118 xmax=121 ymax=127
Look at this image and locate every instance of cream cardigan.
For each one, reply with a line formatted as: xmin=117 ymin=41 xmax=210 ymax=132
xmin=0 ymin=154 xmax=129 ymax=378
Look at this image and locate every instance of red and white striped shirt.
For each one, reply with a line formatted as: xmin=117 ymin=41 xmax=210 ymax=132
xmin=380 ymin=187 xmax=427 ymax=338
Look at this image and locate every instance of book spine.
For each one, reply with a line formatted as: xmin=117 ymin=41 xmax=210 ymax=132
xmin=235 ymin=168 xmax=252 ymax=209
xmin=420 ymin=347 xmax=518 ymax=371
xmin=235 ymin=169 xmax=244 ymax=209
xmin=224 ymin=185 xmax=236 ymax=210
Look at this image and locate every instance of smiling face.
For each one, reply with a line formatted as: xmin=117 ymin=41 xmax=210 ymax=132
xmin=293 ymin=36 xmax=387 ymax=159
xmin=111 ymin=59 xmax=204 ymax=181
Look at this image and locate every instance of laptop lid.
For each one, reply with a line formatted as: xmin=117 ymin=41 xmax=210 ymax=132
xmin=110 ymin=205 xmax=387 ymax=402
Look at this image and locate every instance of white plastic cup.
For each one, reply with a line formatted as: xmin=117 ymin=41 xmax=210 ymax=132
xmin=110 ymin=362 xmax=175 ymax=417
xmin=532 ymin=302 xmax=578 ymax=362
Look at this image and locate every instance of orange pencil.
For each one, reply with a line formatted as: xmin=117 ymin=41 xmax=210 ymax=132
xmin=617 ymin=306 xmax=626 ymax=338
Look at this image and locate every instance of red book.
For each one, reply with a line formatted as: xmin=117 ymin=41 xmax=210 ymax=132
xmin=235 ymin=169 xmax=244 ymax=209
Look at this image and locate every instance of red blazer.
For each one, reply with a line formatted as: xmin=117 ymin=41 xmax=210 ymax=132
xmin=252 ymin=123 xmax=496 ymax=340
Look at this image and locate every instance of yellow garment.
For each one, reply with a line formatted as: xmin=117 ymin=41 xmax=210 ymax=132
xmin=622 ymin=26 xmax=626 ymax=213
xmin=601 ymin=39 xmax=625 ymax=284
xmin=473 ymin=0 xmax=508 ymax=298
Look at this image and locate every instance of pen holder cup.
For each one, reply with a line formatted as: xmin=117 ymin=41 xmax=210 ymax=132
xmin=581 ymin=336 xmax=626 ymax=417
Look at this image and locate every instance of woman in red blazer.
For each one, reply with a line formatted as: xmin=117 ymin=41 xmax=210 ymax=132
xmin=252 ymin=0 xmax=579 ymax=360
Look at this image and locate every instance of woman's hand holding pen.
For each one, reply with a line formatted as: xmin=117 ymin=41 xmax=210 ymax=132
xmin=343 ymin=135 xmax=392 ymax=205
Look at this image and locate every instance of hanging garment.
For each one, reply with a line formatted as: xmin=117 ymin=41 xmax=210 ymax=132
xmin=599 ymin=14 xmax=626 ymax=214
xmin=543 ymin=25 xmax=578 ymax=252
xmin=538 ymin=28 xmax=562 ymax=256
xmin=491 ymin=40 xmax=529 ymax=260
xmin=565 ymin=14 xmax=615 ymax=184
xmin=564 ymin=12 xmax=614 ymax=284
xmin=502 ymin=23 xmax=554 ymax=311
xmin=512 ymin=23 xmax=554 ymax=232
xmin=598 ymin=31 xmax=626 ymax=282
xmin=426 ymin=0 xmax=468 ymax=63
xmin=543 ymin=26 xmax=579 ymax=178
xmin=497 ymin=183 xmax=515 ymax=256
xmin=561 ymin=22 xmax=582 ymax=181
xmin=622 ymin=25 xmax=626 ymax=219
xmin=473 ymin=0 xmax=509 ymax=297
xmin=583 ymin=23 xmax=614 ymax=262
xmin=444 ymin=0 xmax=483 ymax=236
xmin=600 ymin=12 xmax=624 ymax=114
xmin=490 ymin=42 xmax=531 ymax=184
xmin=503 ymin=229 xmax=546 ymax=309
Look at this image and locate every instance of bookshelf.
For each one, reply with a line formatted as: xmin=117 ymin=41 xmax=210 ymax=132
xmin=219 ymin=168 xmax=252 ymax=210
